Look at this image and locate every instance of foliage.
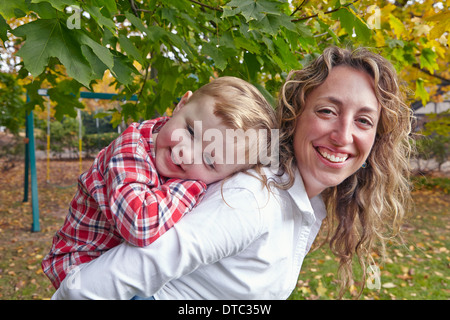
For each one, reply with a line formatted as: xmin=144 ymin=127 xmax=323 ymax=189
xmin=0 ymin=72 xmax=26 ymax=134
xmin=36 ymin=116 xmax=82 ymax=158
xmin=412 ymin=176 xmax=450 ymax=194
xmin=82 ymin=110 xmax=115 ymax=134
xmin=416 ymin=110 xmax=450 ymax=172
xmin=82 ymin=131 xmax=119 ymax=157
xmin=0 ymin=0 xmax=448 ymax=128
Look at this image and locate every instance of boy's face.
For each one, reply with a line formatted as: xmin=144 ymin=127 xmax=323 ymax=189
xmin=154 ymin=93 xmax=250 ymax=184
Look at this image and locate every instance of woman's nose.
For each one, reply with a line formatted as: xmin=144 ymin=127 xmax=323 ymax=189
xmin=330 ymin=119 xmax=353 ymax=146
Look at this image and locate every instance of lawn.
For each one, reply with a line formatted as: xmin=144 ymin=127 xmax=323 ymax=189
xmin=0 ymin=159 xmax=448 ymax=300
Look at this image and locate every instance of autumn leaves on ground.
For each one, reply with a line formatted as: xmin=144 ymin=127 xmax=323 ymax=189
xmin=0 ymin=158 xmax=449 ymax=300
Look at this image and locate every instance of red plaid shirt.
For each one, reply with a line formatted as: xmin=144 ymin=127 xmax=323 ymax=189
xmin=42 ymin=117 xmax=207 ymax=289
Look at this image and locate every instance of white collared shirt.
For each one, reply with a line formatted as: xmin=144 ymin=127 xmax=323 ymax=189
xmin=53 ymin=167 xmax=327 ymax=300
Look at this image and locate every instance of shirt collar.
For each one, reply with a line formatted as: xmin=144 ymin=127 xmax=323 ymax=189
xmin=286 ymin=168 xmax=327 ymax=223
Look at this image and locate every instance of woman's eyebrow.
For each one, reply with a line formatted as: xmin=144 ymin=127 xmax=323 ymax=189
xmin=321 ymin=95 xmax=379 ymax=114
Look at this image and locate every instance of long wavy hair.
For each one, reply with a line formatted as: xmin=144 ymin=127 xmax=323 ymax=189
xmin=277 ymin=46 xmax=414 ymax=297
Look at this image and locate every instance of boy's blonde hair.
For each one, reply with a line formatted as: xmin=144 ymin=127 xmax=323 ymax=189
xmin=190 ymin=76 xmax=278 ymax=173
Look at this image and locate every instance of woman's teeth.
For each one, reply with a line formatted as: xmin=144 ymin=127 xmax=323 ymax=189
xmin=318 ymin=149 xmax=348 ymax=163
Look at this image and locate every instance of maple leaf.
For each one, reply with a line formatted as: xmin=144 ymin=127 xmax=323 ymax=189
xmin=224 ymin=0 xmax=280 ymax=22
xmin=12 ymin=19 xmax=92 ymax=87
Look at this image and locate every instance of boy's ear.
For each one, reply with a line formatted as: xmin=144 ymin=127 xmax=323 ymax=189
xmin=173 ymin=91 xmax=193 ymax=115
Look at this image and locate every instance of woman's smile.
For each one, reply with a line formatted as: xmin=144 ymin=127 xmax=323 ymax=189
xmin=315 ymin=146 xmax=350 ymax=163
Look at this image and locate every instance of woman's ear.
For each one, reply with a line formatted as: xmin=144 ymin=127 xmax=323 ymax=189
xmin=173 ymin=91 xmax=193 ymax=115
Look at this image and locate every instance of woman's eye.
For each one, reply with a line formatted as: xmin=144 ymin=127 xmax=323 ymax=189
xmin=357 ymin=118 xmax=373 ymax=127
xmin=317 ymin=108 xmax=334 ymax=115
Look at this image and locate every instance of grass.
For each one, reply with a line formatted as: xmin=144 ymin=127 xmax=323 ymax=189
xmin=0 ymin=159 xmax=448 ymax=300
xmin=289 ymin=178 xmax=450 ymax=300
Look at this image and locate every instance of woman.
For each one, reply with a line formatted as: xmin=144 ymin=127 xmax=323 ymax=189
xmin=52 ymin=46 xmax=412 ymax=299
xmin=278 ymin=46 xmax=413 ymax=296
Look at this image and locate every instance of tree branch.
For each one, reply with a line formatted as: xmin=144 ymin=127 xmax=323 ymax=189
xmin=413 ymin=63 xmax=450 ymax=86
xmin=291 ymin=0 xmax=359 ymax=22
xmin=291 ymin=0 xmax=308 ymax=17
xmin=188 ymin=0 xmax=223 ymax=12
xmin=128 ymin=0 xmax=139 ymax=17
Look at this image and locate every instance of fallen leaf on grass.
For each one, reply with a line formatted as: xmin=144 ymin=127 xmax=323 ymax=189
xmin=316 ymin=280 xmax=328 ymax=297
xmin=298 ymin=286 xmax=311 ymax=295
xmin=382 ymin=282 xmax=397 ymax=288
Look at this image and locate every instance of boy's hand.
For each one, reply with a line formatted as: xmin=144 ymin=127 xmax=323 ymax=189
xmin=163 ymin=178 xmax=207 ymax=209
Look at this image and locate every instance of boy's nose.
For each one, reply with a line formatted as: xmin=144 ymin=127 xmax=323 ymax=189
xmin=173 ymin=144 xmax=194 ymax=165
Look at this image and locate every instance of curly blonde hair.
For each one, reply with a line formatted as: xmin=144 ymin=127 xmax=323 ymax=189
xmin=277 ymin=46 xmax=414 ymax=297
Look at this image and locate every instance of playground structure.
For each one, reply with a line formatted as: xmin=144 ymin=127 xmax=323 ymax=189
xmin=23 ymin=90 xmax=137 ymax=232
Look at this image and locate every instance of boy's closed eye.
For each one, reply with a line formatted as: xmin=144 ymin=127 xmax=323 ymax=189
xmin=187 ymin=124 xmax=195 ymax=138
xmin=203 ymin=154 xmax=216 ymax=170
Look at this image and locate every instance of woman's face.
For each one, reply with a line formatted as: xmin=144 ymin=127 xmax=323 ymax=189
xmin=293 ymin=65 xmax=381 ymax=198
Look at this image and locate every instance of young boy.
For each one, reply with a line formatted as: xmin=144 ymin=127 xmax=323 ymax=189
xmin=42 ymin=77 xmax=278 ymax=289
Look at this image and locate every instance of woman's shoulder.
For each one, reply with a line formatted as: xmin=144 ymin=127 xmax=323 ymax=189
xmin=222 ymin=167 xmax=284 ymax=190
xmin=211 ymin=167 xmax=289 ymax=205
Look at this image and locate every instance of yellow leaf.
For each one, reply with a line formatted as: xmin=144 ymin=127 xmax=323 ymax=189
xmin=425 ymin=11 xmax=450 ymax=39
xmin=414 ymin=24 xmax=432 ymax=37
xmin=373 ymin=30 xmax=385 ymax=47
xmin=316 ymin=280 xmax=328 ymax=297
xmin=298 ymin=286 xmax=311 ymax=295
xmin=382 ymin=282 xmax=396 ymax=288
xmin=349 ymin=284 xmax=359 ymax=297
xmin=389 ymin=14 xmax=405 ymax=38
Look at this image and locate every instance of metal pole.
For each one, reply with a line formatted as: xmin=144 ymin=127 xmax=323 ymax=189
xmin=77 ymin=107 xmax=82 ymax=175
xmin=23 ymin=112 xmax=29 ymax=203
xmin=47 ymin=98 xmax=51 ymax=183
xmin=27 ymin=109 xmax=40 ymax=232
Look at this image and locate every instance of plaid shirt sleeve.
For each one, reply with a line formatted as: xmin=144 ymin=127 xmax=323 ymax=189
xmin=105 ymin=123 xmax=207 ymax=247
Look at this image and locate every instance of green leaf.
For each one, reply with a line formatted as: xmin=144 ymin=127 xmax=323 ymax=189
xmin=48 ymin=79 xmax=84 ymax=121
xmin=419 ymin=48 xmax=439 ymax=74
xmin=332 ymin=7 xmax=371 ymax=42
xmin=85 ymin=5 xmax=116 ymax=31
xmin=165 ymin=30 xmax=195 ymax=60
xmin=118 ymin=34 xmax=145 ymax=66
xmin=415 ymin=78 xmax=430 ymax=106
xmin=0 ymin=0 xmax=29 ymax=19
xmin=80 ymin=45 xmax=107 ymax=79
xmin=249 ymin=13 xmax=294 ymax=35
xmin=102 ymin=0 xmax=117 ymax=15
xmin=124 ymin=11 xmax=149 ymax=34
xmin=13 ymin=19 xmax=92 ymax=87
xmin=0 ymin=14 xmax=11 ymax=43
xmin=244 ymin=52 xmax=260 ymax=81
xmin=146 ymin=25 xmax=166 ymax=43
xmin=78 ymin=32 xmax=114 ymax=70
xmin=31 ymin=0 xmax=77 ymax=11
xmin=201 ymin=43 xmax=227 ymax=71
xmin=224 ymin=0 xmax=280 ymax=22
xmin=110 ymin=53 xmax=136 ymax=87
xmin=272 ymin=36 xmax=300 ymax=70
xmin=28 ymin=1 xmax=59 ymax=19
xmin=234 ymin=35 xmax=261 ymax=54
